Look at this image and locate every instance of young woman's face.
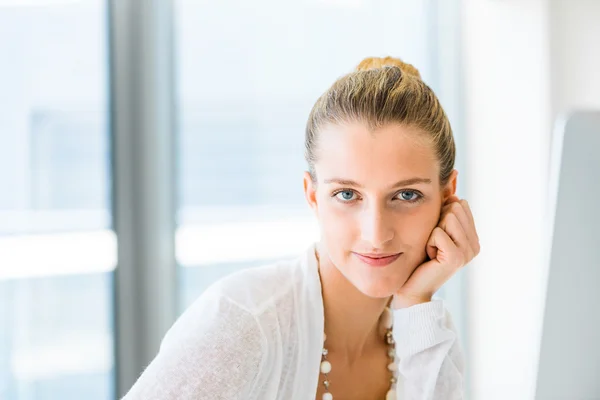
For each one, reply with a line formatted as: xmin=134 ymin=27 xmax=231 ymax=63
xmin=304 ymin=122 xmax=456 ymax=298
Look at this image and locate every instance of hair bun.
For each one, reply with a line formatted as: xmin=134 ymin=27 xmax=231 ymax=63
xmin=355 ymin=56 xmax=421 ymax=79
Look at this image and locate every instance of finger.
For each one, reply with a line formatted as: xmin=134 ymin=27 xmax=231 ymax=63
xmin=442 ymin=199 xmax=479 ymax=253
xmin=440 ymin=213 xmax=464 ymax=246
xmin=439 ymin=195 xmax=460 ymax=225
xmin=427 ymin=226 xmax=464 ymax=268
xmin=444 ymin=194 xmax=460 ymax=207
xmin=442 ymin=202 xmax=470 ymax=234
xmin=426 ymin=239 xmax=438 ymax=260
xmin=460 ymin=199 xmax=479 ymax=241
xmin=460 ymin=198 xmax=474 ymax=221
xmin=443 ymin=202 xmax=477 ymax=251
xmin=440 ymin=213 xmax=473 ymax=264
xmin=458 ymin=200 xmax=480 ymax=254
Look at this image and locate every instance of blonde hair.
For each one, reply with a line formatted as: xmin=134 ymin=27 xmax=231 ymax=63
xmin=305 ymin=56 xmax=455 ymax=186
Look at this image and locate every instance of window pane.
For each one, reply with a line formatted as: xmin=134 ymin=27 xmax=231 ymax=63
xmin=0 ymin=2 xmax=114 ymax=399
xmin=175 ymin=0 xmax=433 ymax=309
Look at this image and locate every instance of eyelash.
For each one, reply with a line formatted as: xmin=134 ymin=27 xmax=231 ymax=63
xmin=331 ymin=189 xmax=424 ymax=204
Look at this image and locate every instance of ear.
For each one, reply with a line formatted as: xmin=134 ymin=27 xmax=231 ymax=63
xmin=442 ymin=169 xmax=459 ymax=202
xmin=303 ymin=171 xmax=319 ymax=212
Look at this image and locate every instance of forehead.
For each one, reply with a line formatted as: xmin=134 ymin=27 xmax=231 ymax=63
xmin=314 ymin=122 xmax=439 ymax=186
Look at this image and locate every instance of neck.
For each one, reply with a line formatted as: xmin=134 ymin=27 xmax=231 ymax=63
xmin=315 ymin=243 xmax=391 ymax=363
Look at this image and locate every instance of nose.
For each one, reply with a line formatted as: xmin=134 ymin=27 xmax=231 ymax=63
xmin=359 ymin=204 xmax=394 ymax=249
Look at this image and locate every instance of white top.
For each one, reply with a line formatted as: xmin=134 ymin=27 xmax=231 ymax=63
xmin=122 ymin=244 xmax=465 ymax=400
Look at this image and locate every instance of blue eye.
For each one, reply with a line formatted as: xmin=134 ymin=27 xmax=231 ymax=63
xmin=334 ymin=190 xmax=356 ymax=202
xmin=397 ymin=190 xmax=422 ymax=202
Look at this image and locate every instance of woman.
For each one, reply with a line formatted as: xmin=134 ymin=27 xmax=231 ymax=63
xmin=123 ymin=56 xmax=480 ymax=400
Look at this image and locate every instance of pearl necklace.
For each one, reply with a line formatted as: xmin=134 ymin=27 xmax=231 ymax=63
xmin=319 ymin=306 xmax=398 ymax=400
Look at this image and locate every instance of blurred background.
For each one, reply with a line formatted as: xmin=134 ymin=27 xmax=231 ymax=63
xmin=0 ymin=0 xmax=598 ymax=399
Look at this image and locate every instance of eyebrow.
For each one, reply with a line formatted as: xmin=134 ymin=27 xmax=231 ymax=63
xmin=323 ymin=177 xmax=432 ymax=188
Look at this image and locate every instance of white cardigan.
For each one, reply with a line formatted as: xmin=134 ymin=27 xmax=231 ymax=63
xmin=122 ymin=244 xmax=465 ymax=399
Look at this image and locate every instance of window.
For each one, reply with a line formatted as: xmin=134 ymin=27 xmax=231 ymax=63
xmin=174 ymin=0 xmax=436 ymax=308
xmin=0 ymin=2 xmax=115 ymax=399
xmin=0 ymin=1 xmax=466 ymax=398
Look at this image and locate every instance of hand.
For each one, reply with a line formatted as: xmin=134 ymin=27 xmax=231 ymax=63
xmin=392 ymin=195 xmax=480 ymax=309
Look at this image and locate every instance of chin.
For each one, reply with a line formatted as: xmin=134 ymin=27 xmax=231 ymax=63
xmin=352 ymin=260 xmax=421 ymax=299
xmin=352 ymin=277 xmax=404 ymax=299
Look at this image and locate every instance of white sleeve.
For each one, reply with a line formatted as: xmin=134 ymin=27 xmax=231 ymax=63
xmin=393 ymin=300 xmax=465 ymax=400
xmin=121 ymin=285 xmax=266 ymax=400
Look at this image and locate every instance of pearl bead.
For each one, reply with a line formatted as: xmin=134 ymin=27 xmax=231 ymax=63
xmin=323 ymin=393 xmax=333 ymax=400
xmin=386 ymin=389 xmax=396 ymax=400
xmin=381 ymin=307 xmax=394 ymax=329
xmin=387 ymin=362 xmax=397 ymax=372
xmin=320 ymin=360 xmax=332 ymax=374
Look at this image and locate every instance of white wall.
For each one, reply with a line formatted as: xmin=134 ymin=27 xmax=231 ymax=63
xmin=462 ymin=0 xmax=600 ymax=399
xmin=549 ymin=0 xmax=600 ymax=118
xmin=461 ymin=1 xmax=551 ymax=399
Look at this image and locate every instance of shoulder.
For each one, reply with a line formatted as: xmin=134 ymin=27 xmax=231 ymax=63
xmin=160 ymin=251 xmax=311 ymax=354
xmin=130 ymin=270 xmax=275 ymax=400
xmin=207 ymin=254 xmax=304 ymax=315
xmin=160 ymin=279 xmax=266 ymax=354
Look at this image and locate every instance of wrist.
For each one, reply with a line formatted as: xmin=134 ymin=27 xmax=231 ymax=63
xmin=392 ymin=293 xmax=432 ymax=309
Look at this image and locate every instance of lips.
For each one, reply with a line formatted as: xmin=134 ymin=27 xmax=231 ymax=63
xmin=353 ymin=252 xmax=402 ymax=267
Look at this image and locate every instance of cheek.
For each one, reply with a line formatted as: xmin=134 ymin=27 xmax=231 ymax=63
xmin=396 ymin=205 xmax=441 ymax=245
xmin=316 ymin=199 xmax=358 ymax=242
